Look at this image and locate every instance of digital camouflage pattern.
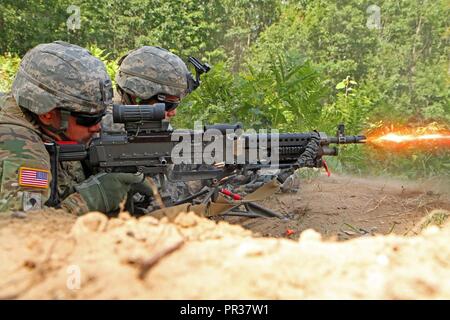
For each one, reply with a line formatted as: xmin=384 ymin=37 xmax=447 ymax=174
xmin=0 ymin=94 xmax=89 ymax=214
xmin=116 ymin=46 xmax=191 ymax=100
xmin=12 ymin=41 xmax=113 ymax=115
xmin=0 ymin=95 xmax=51 ymax=212
xmin=229 ymin=168 xmax=300 ymax=196
xmin=154 ymin=171 xmax=203 ymax=206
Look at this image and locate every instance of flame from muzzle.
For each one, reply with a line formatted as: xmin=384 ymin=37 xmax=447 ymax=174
xmin=367 ymin=123 xmax=450 ymax=149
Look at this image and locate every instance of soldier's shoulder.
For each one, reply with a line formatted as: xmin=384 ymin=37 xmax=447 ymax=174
xmin=0 ymin=102 xmax=47 ymax=161
xmin=0 ymin=95 xmax=51 ymax=213
xmin=0 ymin=95 xmax=40 ymax=132
xmin=0 ymin=128 xmax=43 ymax=149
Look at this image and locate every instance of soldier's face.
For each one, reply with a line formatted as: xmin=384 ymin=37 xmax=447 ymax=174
xmin=39 ymin=109 xmax=101 ymax=144
xmin=65 ymin=115 xmax=102 ymax=144
xmin=165 ymin=108 xmax=177 ymax=118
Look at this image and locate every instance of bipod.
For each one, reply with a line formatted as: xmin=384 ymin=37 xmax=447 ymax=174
xmin=172 ymin=184 xmax=287 ymax=220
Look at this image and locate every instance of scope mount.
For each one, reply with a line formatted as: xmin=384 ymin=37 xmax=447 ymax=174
xmin=187 ymin=56 xmax=211 ymax=92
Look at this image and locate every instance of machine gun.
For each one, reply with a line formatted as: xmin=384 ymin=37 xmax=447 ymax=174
xmin=45 ymin=104 xmax=366 ymax=216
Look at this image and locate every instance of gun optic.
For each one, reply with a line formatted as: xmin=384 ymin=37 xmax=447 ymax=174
xmin=112 ymin=103 xmax=166 ymax=123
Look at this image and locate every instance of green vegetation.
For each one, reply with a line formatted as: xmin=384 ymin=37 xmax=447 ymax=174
xmin=0 ymin=54 xmax=20 ymax=92
xmin=0 ymin=0 xmax=448 ymax=179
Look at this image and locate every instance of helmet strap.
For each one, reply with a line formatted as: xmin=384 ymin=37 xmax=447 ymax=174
xmin=117 ymin=85 xmax=134 ymax=105
xmin=122 ymin=92 xmax=134 ymax=105
xmin=59 ymin=109 xmax=70 ymax=131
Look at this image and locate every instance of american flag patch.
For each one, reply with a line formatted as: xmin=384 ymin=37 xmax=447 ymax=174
xmin=18 ymin=167 xmax=49 ymax=189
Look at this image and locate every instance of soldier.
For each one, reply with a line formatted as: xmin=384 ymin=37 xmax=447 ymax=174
xmin=104 ymin=46 xmax=298 ymax=205
xmin=102 ymin=46 xmax=193 ymax=132
xmin=0 ymin=41 xmax=150 ymax=215
xmin=101 ymin=46 xmax=201 ymax=212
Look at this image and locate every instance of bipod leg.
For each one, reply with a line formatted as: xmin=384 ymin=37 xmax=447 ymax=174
xmin=244 ymin=202 xmax=286 ymax=220
xmin=201 ymin=186 xmax=219 ymax=204
xmin=173 ymin=187 xmax=210 ymax=206
xmin=222 ymin=209 xmax=269 ymax=218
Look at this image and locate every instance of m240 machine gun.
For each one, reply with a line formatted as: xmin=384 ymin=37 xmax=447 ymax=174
xmin=45 ymin=104 xmax=366 ymax=217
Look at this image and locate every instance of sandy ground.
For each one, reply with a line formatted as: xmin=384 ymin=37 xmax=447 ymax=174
xmin=218 ymin=174 xmax=450 ymax=240
xmin=0 ymin=174 xmax=449 ymax=299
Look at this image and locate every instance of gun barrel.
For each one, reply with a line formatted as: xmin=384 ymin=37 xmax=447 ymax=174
xmin=327 ymin=135 xmax=366 ymax=144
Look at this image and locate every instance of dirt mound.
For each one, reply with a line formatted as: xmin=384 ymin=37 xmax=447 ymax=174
xmin=1 ymin=207 xmax=450 ymax=299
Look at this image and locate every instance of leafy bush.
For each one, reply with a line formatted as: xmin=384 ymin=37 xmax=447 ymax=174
xmin=0 ymin=54 xmax=20 ymax=93
xmin=87 ymin=45 xmax=119 ymax=86
xmin=175 ymin=50 xmax=326 ymax=131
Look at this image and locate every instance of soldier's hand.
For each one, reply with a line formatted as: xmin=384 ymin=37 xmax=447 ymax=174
xmin=75 ymin=172 xmax=151 ymax=214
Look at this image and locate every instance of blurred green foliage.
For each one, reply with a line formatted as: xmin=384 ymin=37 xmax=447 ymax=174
xmin=0 ymin=54 xmax=20 ymax=92
xmin=87 ymin=45 xmax=119 ymax=87
xmin=174 ymin=51 xmax=326 ymax=131
xmin=0 ymin=0 xmax=448 ymax=179
xmin=0 ymin=0 xmax=280 ymax=67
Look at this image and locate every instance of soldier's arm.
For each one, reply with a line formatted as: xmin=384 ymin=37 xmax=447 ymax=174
xmin=0 ymin=124 xmax=92 ymax=215
xmin=0 ymin=125 xmax=51 ymax=212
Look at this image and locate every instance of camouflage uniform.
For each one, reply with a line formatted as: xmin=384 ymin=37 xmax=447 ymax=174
xmin=231 ymin=168 xmax=300 ymax=195
xmin=0 ymin=96 xmax=52 ymax=212
xmin=0 ymin=41 xmax=112 ymax=215
xmin=0 ymin=95 xmax=88 ymax=212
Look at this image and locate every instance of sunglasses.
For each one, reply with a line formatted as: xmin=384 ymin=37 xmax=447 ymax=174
xmin=135 ymin=95 xmax=180 ymax=112
xmin=158 ymin=95 xmax=180 ymax=112
xmin=71 ymin=110 xmax=106 ymax=127
xmin=156 ymin=94 xmax=180 ymax=104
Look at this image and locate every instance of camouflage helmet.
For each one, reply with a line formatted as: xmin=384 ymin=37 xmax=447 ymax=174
xmin=116 ymin=46 xmax=191 ymax=100
xmin=12 ymin=41 xmax=113 ymax=115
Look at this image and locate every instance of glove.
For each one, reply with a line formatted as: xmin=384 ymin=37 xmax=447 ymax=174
xmin=74 ymin=172 xmax=152 ymax=214
xmin=296 ymin=132 xmax=321 ymax=168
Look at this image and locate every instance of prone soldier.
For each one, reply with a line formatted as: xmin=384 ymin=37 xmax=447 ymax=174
xmin=0 ymin=41 xmax=151 ymax=215
xmin=102 ymin=46 xmax=203 ymax=211
xmin=102 ymin=46 xmax=299 ymax=208
xmin=102 ymin=46 xmax=194 ymax=131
